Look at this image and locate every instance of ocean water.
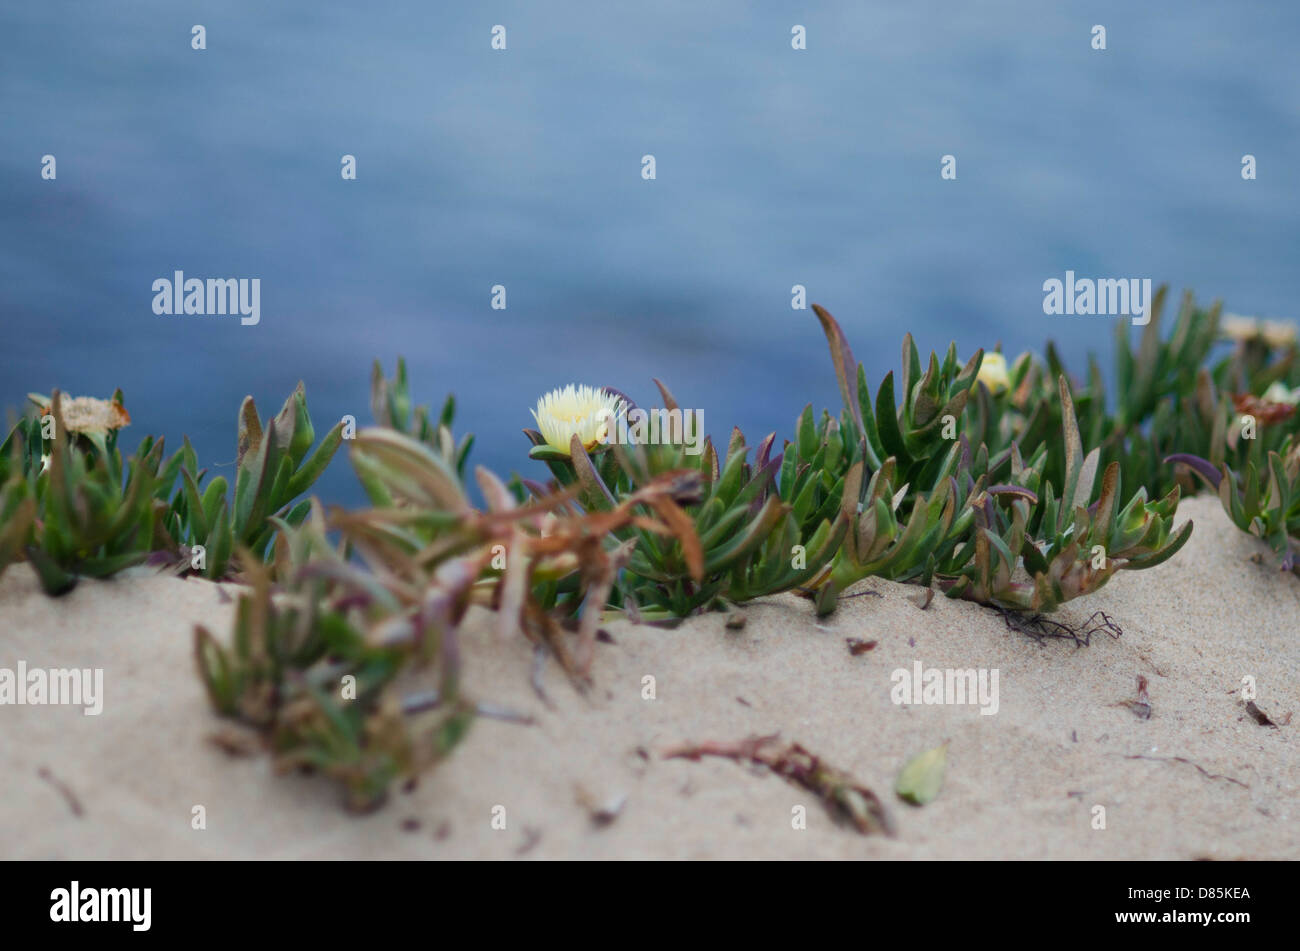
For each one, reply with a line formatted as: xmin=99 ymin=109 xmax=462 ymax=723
xmin=3 ymin=2 xmax=1298 ymax=505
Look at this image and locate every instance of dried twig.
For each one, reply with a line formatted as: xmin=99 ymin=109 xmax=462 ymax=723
xmin=990 ymin=606 xmax=1122 ymax=647
xmin=661 ymin=733 xmax=893 ymax=836
xmin=1120 ymin=754 xmax=1249 ymax=788
xmin=37 ymin=767 xmax=83 ymax=817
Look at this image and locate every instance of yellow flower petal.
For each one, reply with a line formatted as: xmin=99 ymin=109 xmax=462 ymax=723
xmin=976 ymin=352 xmax=1009 ymax=395
xmin=531 ymin=385 xmax=626 ymax=456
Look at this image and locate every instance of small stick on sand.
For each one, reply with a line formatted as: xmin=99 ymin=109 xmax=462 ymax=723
xmin=1120 ymin=754 xmax=1249 ymax=788
xmin=37 ymin=767 xmax=84 ymax=818
xmin=662 ymin=733 xmax=894 ymax=836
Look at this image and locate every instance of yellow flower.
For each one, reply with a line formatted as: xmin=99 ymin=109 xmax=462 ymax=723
xmin=531 ymin=384 xmax=626 ymax=455
xmin=1220 ymin=314 xmax=1297 ymax=349
xmin=976 ymin=352 xmax=1009 ymax=395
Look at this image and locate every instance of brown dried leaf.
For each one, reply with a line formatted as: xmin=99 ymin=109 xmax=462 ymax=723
xmin=646 ymin=496 xmax=704 ymax=583
xmin=1245 ymin=700 xmax=1279 ymax=728
xmin=1232 ymin=393 xmax=1295 ymax=425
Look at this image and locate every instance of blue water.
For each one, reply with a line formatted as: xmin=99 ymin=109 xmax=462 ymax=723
xmin=3 ymin=2 xmax=1298 ymax=506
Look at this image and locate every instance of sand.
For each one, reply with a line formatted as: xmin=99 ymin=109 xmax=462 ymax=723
xmin=1 ymin=494 xmax=1296 ymax=860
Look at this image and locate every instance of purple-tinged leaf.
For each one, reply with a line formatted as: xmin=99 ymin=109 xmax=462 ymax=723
xmin=1165 ymin=453 xmax=1223 ymax=489
xmin=521 ymin=477 xmax=553 ymax=501
xmin=812 ymin=304 xmax=864 ymax=433
xmin=987 ymin=484 xmax=1040 ymax=506
xmin=651 ymin=378 xmax=679 ymax=414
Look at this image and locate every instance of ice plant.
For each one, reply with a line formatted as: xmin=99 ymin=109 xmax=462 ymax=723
xmin=2 ymin=287 xmax=1283 ymax=810
xmin=976 ymin=351 xmax=1009 ymax=395
xmin=0 ymin=379 xmax=349 ymax=592
xmin=529 ymin=384 xmax=626 ymax=459
xmin=942 ymin=378 xmax=1193 ymax=612
xmin=955 ymin=288 xmax=1231 ymax=502
xmin=0 ymin=440 xmax=37 ymax=583
xmin=1169 ymin=352 xmax=1300 ymax=572
xmin=523 ymin=376 xmax=847 ymax=620
xmin=173 ymin=382 xmax=344 ymax=580
xmin=0 ymin=390 xmax=182 ymax=595
xmin=1170 ymin=445 xmax=1300 ymax=571
xmin=197 ymin=385 xmax=518 ymax=810
xmin=809 ymin=306 xmax=1193 ymax=614
xmin=179 ymin=283 xmax=1300 ymax=811
xmin=368 ymin=358 xmax=473 ymax=478
xmin=194 ymin=504 xmax=474 ymax=812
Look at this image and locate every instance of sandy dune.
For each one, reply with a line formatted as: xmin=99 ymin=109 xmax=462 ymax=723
xmin=1 ymin=495 xmax=1296 ymax=859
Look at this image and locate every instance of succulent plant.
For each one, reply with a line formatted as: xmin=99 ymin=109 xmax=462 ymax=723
xmin=963 ymin=288 xmax=1274 ymax=504
xmin=195 ymin=501 xmax=476 ymax=811
xmin=0 ymin=469 xmax=35 ymax=583
xmin=813 ymin=457 xmax=973 ymax=615
xmin=342 ymin=366 xmax=495 ymax=590
xmin=174 ymin=382 xmax=344 ymax=580
xmin=0 ymin=390 xmax=182 ymax=595
xmin=809 ymin=307 xmax=1194 ymax=614
xmin=942 ymin=378 xmax=1193 ymax=612
xmin=1157 ymin=303 xmax=1300 ymax=571
xmin=813 ymin=303 xmax=983 ymax=489
xmin=193 ymin=372 xmax=500 ymax=809
xmin=954 ymin=285 xmax=1300 ymax=576
xmin=0 ymin=381 xmax=346 ymax=593
xmin=523 ymin=380 xmax=846 ymax=620
xmin=179 ymin=291 xmax=1293 ymax=809
xmin=1169 ymin=440 xmax=1300 ymax=571
xmin=777 ymin=403 xmax=855 ymax=541
xmin=368 ymin=358 xmax=472 ymax=480
xmin=0 ymin=410 xmax=42 ymax=581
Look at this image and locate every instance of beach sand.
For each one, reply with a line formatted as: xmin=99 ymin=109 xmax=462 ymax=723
xmin=1 ymin=495 xmax=1296 ymax=860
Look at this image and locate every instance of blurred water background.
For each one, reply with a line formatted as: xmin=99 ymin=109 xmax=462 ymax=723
xmin=3 ymin=1 xmax=1298 ymax=505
